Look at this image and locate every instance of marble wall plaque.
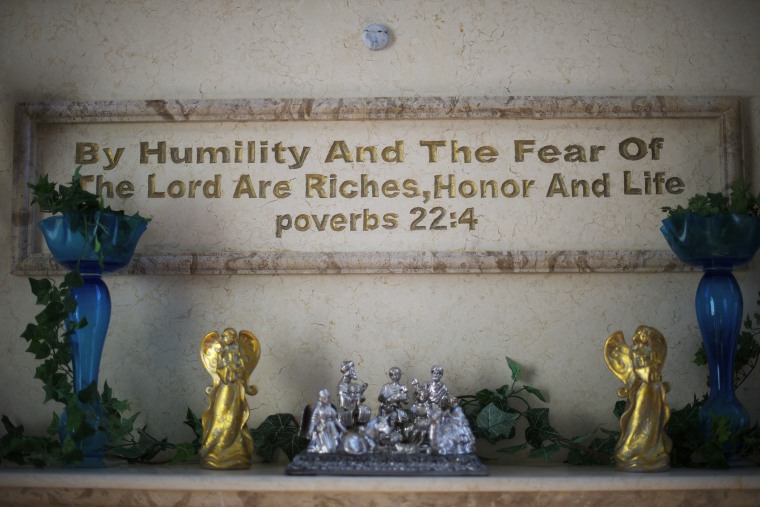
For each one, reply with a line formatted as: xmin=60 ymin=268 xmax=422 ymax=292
xmin=11 ymin=96 xmax=742 ymax=275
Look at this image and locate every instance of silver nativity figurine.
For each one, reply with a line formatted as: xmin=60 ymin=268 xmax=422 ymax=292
xmin=287 ymin=361 xmax=485 ymax=476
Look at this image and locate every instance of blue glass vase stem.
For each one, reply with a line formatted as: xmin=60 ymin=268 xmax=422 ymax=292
xmin=695 ymin=264 xmax=750 ymax=449
xmin=70 ymin=275 xmax=110 ymax=390
xmin=59 ymin=274 xmax=111 ymax=466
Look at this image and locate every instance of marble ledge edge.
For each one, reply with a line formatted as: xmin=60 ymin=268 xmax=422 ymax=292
xmin=1 ymin=465 xmax=759 ymax=492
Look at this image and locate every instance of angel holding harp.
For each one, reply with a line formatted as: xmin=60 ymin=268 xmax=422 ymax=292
xmin=199 ymin=328 xmax=261 ymax=469
xmin=604 ymin=325 xmax=672 ymax=472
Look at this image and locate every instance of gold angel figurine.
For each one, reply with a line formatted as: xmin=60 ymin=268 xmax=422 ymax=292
xmin=199 ymin=328 xmax=261 ymax=469
xmin=604 ymin=325 xmax=672 ymax=472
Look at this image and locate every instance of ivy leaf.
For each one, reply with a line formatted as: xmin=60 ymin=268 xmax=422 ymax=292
xmin=613 ymin=400 xmax=626 ymax=419
xmin=29 ymin=278 xmax=53 ymax=304
xmin=1 ymin=415 xmax=24 ymax=438
xmin=506 ymin=356 xmax=521 ymax=382
xmin=252 ymin=430 xmax=277 ymax=462
xmin=528 ymin=443 xmax=561 ymax=461
xmin=490 ymin=396 xmax=512 ymax=413
xmin=570 ymin=430 xmax=595 ymax=443
xmin=108 ymin=412 xmax=140 ymax=444
xmin=47 ymin=413 xmax=59 ymax=437
xmin=107 ymin=428 xmax=171 ymax=463
xmin=524 ymin=408 xmax=561 ymax=448
xmin=101 ymin=381 xmax=130 ymax=414
xmin=26 ymin=339 xmax=51 ymax=360
xmin=28 ymin=174 xmax=56 ymax=210
xmin=133 ymin=430 xmax=172 ymax=463
xmin=734 ymin=330 xmax=760 ymax=389
xmin=35 ymin=359 xmax=58 ymax=381
xmin=20 ymin=323 xmax=38 ymax=343
xmin=277 ymin=432 xmax=309 ymax=461
xmin=475 ymin=403 xmax=519 ymax=443
xmin=183 ymin=408 xmax=203 ymax=451
xmin=77 ymin=381 xmax=99 ymax=404
xmin=40 ymin=373 xmax=72 ymax=404
xmin=62 ymin=296 xmax=79 ymax=315
xmin=565 ymin=428 xmax=617 ymax=466
xmin=693 ymin=417 xmax=732 ymax=469
xmin=59 ymin=436 xmax=84 ymax=465
xmin=495 ymin=385 xmax=511 ymax=398
xmin=62 ymin=269 xmax=83 ymax=290
xmin=0 ymin=416 xmax=63 ymax=467
xmin=523 ymin=385 xmax=546 ymax=402
xmin=475 ymin=388 xmax=497 ymax=408
xmin=251 ymin=413 xmax=308 ymax=462
xmin=496 ymin=442 xmax=528 ymax=454
xmin=728 ymin=179 xmax=756 ymax=214
xmin=35 ymin=301 xmax=68 ymax=327
xmin=67 ymin=407 xmax=96 ymax=442
xmin=170 ymin=442 xmax=197 ymax=464
xmin=693 ymin=345 xmax=707 ymax=366
xmin=666 ymin=396 xmax=703 ymax=468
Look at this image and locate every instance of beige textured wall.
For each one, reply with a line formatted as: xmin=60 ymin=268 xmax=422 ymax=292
xmin=1 ymin=0 xmax=759 ymax=457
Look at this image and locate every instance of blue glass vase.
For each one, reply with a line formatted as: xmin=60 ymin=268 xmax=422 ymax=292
xmin=38 ymin=211 xmax=148 ymax=466
xmin=661 ymin=214 xmax=760 ymax=458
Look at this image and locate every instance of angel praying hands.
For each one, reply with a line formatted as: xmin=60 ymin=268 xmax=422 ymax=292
xmin=604 ymin=325 xmax=672 ymax=472
xmin=199 ymin=328 xmax=261 ymax=469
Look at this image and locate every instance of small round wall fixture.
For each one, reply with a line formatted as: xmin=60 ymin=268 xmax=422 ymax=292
xmin=362 ymin=23 xmax=389 ymax=51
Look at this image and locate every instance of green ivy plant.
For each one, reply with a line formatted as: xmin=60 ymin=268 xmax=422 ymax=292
xmin=30 ymin=167 xmax=105 ymax=216
xmin=666 ymin=398 xmax=760 ymax=469
xmin=661 ymin=179 xmax=760 ymax=217
xmin=458 ymin=356 xmax=621 ymax=465
xmin=0 ymin=170 xmax=190 ymax=467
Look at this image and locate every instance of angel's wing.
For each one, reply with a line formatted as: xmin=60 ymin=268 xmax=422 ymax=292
xmin=237 ymin=330 xmax=261 ymax=387
xmin=604 ymin=331 xmax=633 ymax=387
xmin=200 ymin=331 xmax=223 ymax=388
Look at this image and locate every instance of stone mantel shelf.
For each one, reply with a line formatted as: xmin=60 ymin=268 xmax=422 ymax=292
xmin=1 ymin=464 xmax=759 ymax=507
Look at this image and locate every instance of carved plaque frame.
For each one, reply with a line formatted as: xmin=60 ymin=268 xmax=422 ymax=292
xmin=12 ymin=96 xmax=743 ymax=275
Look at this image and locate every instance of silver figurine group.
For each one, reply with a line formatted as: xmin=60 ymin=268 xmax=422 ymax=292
xmin=304 ymin=361 xmax=476 ymax=456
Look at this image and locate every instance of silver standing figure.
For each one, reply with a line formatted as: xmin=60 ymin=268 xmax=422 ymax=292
xmin=306 ymin=389 xmax=346 ymax=454
xmin=377 ymin=366 xmax=410 ymax=430
xmin=337 ymin=360 xmax=371 ymax=428
xmin=419 ymin=364 xmax=452 ymax=410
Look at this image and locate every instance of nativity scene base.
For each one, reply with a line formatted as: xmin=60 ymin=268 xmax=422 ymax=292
xmin=286 ymin=451 xmax=488 ymax=476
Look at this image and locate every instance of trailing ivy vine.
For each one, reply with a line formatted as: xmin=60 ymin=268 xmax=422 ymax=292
xmin=458 ymin=356 xmax=621 ymax=465
xmin=0 ymin=170 xmax=190 ymax=467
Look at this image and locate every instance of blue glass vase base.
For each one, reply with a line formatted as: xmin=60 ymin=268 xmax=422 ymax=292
xmin=57 ymin=405 xmax=108 ymax=468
